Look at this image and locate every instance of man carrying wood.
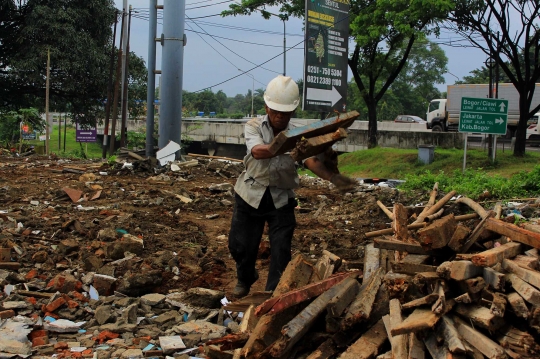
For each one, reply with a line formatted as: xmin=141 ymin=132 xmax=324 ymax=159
xmin=228 ymin=75 xmax=357 ymax=297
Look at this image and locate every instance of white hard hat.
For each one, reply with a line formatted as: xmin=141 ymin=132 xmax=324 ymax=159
xmin=264 ymin=75 xmax=300 ymax=112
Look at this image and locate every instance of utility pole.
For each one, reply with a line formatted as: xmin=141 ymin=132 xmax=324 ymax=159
xmin=109 ymin=11 xmax=126 ymax=156
xmin=121 ymin=1 xmax=128 ymax=119
xmin=159 ymin=0 xmax=186 ymax=149
xmin=145 ymin=0 xmax=158 ymax=157
xmin=120 ymin=6 xmax=132 ymax=148
xmin=102 ymin=9 xmax=119 ymax=159
xmin=45 ymin=48 xmax=50 ymax=155
xmin=282 ymin=18 xmax=286 ymax=76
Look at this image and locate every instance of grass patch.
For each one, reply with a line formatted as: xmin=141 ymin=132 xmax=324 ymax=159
xmin=27 ymin=125 xmax=102 ymax=159
xmin=338 ymin=147 xmax=540 ymax=179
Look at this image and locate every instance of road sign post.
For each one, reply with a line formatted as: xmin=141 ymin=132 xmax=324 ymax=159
xmin=459 ymin=96 xmax=509 ymax=171
xmin=302 ymin=0 xmax=349 ymax=113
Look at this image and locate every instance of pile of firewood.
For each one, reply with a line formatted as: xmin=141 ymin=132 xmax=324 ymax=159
xmin=212 ymin=184 xmax=540 ymax=359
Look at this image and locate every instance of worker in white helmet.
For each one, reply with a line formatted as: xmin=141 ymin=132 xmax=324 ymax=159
xmin=228 ymin=75 xmax=357 ymax=297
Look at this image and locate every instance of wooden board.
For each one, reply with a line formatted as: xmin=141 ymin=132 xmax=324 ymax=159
xmin=390 ymin=308 xmax=441 ymax=336
xmin=268 ymin=111 xmax=359 ymax=155
xmin=337 ymin=319 xmax=388 ymax=359
xmin=485 ymin=218 xmax=540 ymax=249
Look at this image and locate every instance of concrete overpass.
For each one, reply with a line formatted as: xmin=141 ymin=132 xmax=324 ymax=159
xmin=95 ymin=117 xmax=464 ymax=158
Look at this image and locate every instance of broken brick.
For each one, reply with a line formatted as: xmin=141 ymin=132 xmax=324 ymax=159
xmin=25 ymin=268 xmax=38 ymax=280
xmin=47 ymin=273 xmax=82 ymax=293
xmin=32 ymin=336 xmax=50 ymax=347
xmin=93 ymin=330 xmax=119 ymax=344
xmin=55 ymin=342 xmax=69 ymax=350
xmin=29 ymin=329 xmax=49 ymax=340
xmin=0 ymin=309 xmax=15 ymax=319
xmin=44 ymin=297 xmax=66 ymax=313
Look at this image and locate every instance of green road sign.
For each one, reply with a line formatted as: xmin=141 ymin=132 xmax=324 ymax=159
xmin=459 ymin=97 xmax=509 ymax=135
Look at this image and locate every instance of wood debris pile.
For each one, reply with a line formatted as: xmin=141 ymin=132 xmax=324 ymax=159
xmin=218 ymin=184 xmax=540 ymax=359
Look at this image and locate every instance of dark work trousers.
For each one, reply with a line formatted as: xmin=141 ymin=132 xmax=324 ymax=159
xmin=228 ymin=188 xmax=297 ymax=291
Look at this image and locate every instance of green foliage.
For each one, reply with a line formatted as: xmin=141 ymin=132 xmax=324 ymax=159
xmin=108 ymin=155 xmax=117 ymax=166
xmin=117 ymin=127 xmax=146 ymax=149
xmin=126 ymin=52 xmax=148 ymax=120
xmin=0 ymin=108 xmax=43 ymax=144
xmin=1 ymin=0 xmax=116 ymax=125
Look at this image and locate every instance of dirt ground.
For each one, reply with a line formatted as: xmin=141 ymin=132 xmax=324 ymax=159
xmin=0 ymin=154 xmax=420 ymax=298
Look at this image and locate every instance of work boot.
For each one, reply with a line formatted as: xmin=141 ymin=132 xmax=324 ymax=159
xmin=232 ymin=270 xmax=259 ymax=298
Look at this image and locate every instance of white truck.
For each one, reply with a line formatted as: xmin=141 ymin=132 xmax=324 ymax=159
xmin=426 ymin=83 xmax=540 ymax=137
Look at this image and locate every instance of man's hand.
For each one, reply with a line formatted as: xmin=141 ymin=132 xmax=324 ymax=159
xmin=330 ymin=174 xmax=358 ymax=193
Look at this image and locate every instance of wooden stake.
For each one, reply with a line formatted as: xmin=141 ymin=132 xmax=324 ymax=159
xmin=377 ymin=200 xmax=394 ymax=220
xmin=471 ymin=242 xmax=522 ymax=267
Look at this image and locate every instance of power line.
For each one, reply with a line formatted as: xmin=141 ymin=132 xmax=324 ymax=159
xmin=186 ymin=0 xmax=235 ymax=10
xmin=186 ymin=28 xmax=303 ymax=49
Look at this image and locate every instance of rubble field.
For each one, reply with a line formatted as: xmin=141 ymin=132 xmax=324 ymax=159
xmin=2 ymin=153 xmax=540 ymax=359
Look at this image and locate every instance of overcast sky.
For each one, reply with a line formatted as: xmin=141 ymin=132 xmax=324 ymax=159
xmin=114 ymin=0 xmax=488 ymax=98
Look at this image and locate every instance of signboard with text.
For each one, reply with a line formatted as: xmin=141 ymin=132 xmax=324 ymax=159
xmin=21 ymin=123 xmax=36 ymax=140
xmin=302 ymin=0 xmax=349 ymax=112
xmin=76 ymin=123 xmax=97 ymax=142
xmin=459 ymin=97 xmax=508 ymax=135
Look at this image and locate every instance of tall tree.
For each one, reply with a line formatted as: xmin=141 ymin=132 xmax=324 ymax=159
xmin=447 ymin=0 xmax=540 ymax=157
xmin=127 ymin=51 xmax=148 ymax=120
xmin=1 ymin=0 xmax=116 ymax=126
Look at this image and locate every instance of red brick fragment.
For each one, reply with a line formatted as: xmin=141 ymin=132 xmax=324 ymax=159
xmin=0 ymin=309 xmax=15 ymax=319
xmin=32 ymin=336 xmax=50 ymax=347
xmin=25 ymin=268 xmax=38 ymax=280
xmin=28 ymin=329 xmax=48 ymax=340
xmin=44 ymin=297 xmax=66 ymax=312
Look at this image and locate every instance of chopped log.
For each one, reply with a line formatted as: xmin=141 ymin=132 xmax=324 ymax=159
xmin=454 ymin=293 xmax=473 ymax=304
xmin=321 ymin=250 xmax=343 ymax=271
xmin=390 ymin=308 xmax=441 ymax=336
xmin=438 ymin=316 xmax=466 ymax=354
xmin=272 ymin=254 xmax=313 ymax=297
xmin=471 ymin=242 xmax=522 ymax=267
xmin=401 ymin=254 xmax=429 ymax=265
xmin=454 ymin=304 xmax=505 ymax=331
xmin=426 ymin=208 xmax=445 ymax=221
xmin=437 ymin=261 xmax=483 ymax=281
xmin=377 ymin=200 xmax=394 ymax=220
xmin=496 ymin=326 xmax=540 ymax=357
xmin=494 ymin=202 xmax=503 ymax=219
xmin=448 ymin=224 xmax=471 ymax=252
xmin=206 ymin=333 xmax=249 ymax=351
xmin=408 ymin=333 xmax=425 ymax=359
xmin=290 ymin=128 xmax=348 ymax=162
xmin=255 ymin=272 xmax=355 ymax=317
xmin=412 ymin=272 xmax=440 ymax=288
xmin=366 ymin=213 xmax=478 ymax=238
xmin=337 ymin=319 xmax=388 ymax=359
xmin=239 ymin=305 xmax=258 ymax=334
xmin=393 ymin=203 xmax=411 ymax=243
xmin=453 ymin=316 xmax=507 ymax=359
xmin=383 ymin=273 xmax=411 ymax=298
xmin=391 ymin=262 xmax=437 ymax=275
xmin=458 ymin=277 xmax=486 ymax=294
xmin=506 ymin=292 xmax=529 ymax=319
xmin=417 ymin=214 xmax=457 ymax=250
xmin=223 ymin=292 xmax=273 ymax=312
xmin=373 ymin=239 xmax=427 ymax=255
xmin=460 ymin=211 xmax=496 ymax=252
xmin=326 ymin=277 xmax=361 ymax=332
xmin=414 ymin=190 xmax=456 ymax=224
xmin=313 ymin=254 xmax=334 ymax=282
xmin=242 ymin=307 xmax=299 ymax=359
xmin=525 ymin=248 xmax=539 ymax=258
xmin=485 ymin=218 xmax=540 ymax=249
xmin=342 ymin=268 xmax=385 ymax=330
xmin=364 ymin=243 xmax=381 ymax=281
xmin=306 ymin=339 xmax=336 ymax=359
xmin=401 ymin=294 xmax=439 ymax=310
xmin=483 ymin=267 xmax=506 ymax=291
xmin=268 ymin=276 xmax=360 ymax=358
xmin=424 ymin=333 xmax=452 ymax=359
xmin=512 ymin=255 xmax=539 ymax=270
xmin=389 ymin=299 xmax=408 ymax=359
xmin=456 ymin=197 xmax=489 ymax=219
xmin=431 ymin=281 xmax=447 ymax=314
xmin=506 ymin=273 xmax=540 ymax=305
xmin=503 ymin=259 xmax=540 ymax=290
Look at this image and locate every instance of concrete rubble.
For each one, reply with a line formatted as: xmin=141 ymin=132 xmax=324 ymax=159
xmin=1 ymin=152 xmax=540 ymax=358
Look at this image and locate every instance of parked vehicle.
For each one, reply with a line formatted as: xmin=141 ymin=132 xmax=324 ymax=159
xmin=426 ymin=83 xmax=540 ymax=137
xmin=394 ymin=115 xmax=427 ymax=124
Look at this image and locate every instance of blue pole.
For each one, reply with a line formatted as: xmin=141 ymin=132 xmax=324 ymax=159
xmin=159 ymin=0 xmax=185 ymax=149
xmin=145 ymin=0 xmax=158 ymax=156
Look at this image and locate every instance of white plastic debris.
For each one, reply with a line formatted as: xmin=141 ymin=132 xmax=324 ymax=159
xmin=44 ymin=319 xmax=86 ymax=333
xmin=156 ymin=141 xmax=181 ymax=166
xmin=89 ymin=285 xmax=99 ymax=300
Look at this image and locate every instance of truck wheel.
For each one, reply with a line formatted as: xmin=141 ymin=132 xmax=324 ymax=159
xmin=432 ymin=124 xmax=443 ymax=132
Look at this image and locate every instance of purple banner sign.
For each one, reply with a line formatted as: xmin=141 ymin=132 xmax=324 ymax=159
xmin=76 ymin=123 xmax=97 ymax=142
